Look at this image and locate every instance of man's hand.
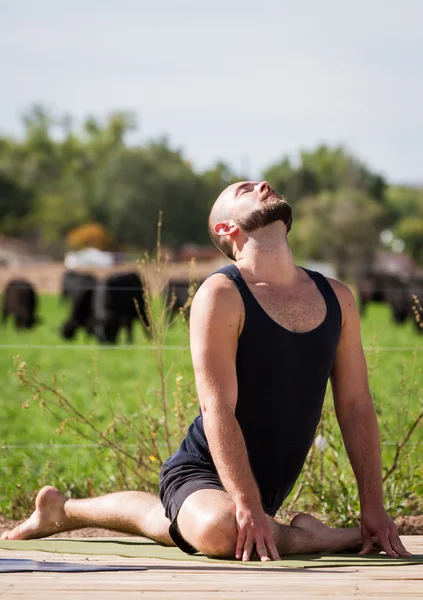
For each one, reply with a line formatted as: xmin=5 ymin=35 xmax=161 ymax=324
xmin=235 ymin=503 xmax=280 ymax=562
xmin=360 ymin=505 xmax=411 ymax=557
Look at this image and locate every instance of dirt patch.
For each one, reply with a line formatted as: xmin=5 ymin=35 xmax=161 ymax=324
xmin=394 ymin=515 xmax=423 ymax=536
xmin=1 ymin=514 xmax=422 ymax=539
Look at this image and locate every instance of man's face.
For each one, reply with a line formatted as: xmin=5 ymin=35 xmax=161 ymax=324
xmin=219 ymin=181 xmax=292 ymax=233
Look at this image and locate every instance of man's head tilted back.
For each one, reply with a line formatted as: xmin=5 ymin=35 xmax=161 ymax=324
xmin=208 ymin=181 xmax=293 ymax=260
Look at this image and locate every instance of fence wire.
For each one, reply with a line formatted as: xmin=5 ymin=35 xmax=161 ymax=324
xmin=2 ymin=441 xmax=420 ymax=449
xmin=0 ymin=344 xmax=421 ymax=351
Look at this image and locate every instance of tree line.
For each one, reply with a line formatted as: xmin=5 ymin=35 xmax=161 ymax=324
xmin=1 ymin=105 xmax=422 ymax=274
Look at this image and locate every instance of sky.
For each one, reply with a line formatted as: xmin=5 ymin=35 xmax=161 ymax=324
xmin=1 ymin=0 xmax=422 ymax=183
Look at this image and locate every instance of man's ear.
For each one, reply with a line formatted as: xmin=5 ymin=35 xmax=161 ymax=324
xmin=214 ymin=221 xmax=239 ymax=237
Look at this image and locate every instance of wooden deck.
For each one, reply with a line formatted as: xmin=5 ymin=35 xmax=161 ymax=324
xmin=0 ymin=536 xmax=422 ymax=599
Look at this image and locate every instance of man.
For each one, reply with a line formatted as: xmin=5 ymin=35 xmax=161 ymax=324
xmin=2 ymin=181 xmax=410 ymax=561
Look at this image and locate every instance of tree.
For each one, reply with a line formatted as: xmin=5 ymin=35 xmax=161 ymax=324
xmin=263 ymin=157 xmax=319 ymax=204
xmin=395 ymin=217 xmax=423 ymax=266
xmin=263 ymin=145 xmax=387 ymax=204
xmin=66 ymin=223 xmax=115 ymax=251
xmin=384 ymin=186 xmax=423 ymax=225
xmin=0 ymin=174 xmax=34 ymax=235
xmin=2 ymin=105 xmax=420 ymax=270
xmin=290 ymin=189 xmax=385 ymax=279
xmin=87 ymin=141 xmax=220 ymax=249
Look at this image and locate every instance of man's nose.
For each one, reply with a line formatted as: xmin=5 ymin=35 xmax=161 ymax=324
xmin=255 ymin=181 xmax=270 ymax=194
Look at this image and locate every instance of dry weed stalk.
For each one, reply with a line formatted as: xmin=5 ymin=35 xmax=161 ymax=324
xmin=283 ymin=349 xmax=422 ymax=526
xmin=411 ymin=294 xmax=423 ymax=329
xmin=15 ymin=213 xmax=200 ymax=494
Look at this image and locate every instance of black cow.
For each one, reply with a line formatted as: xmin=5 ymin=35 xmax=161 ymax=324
xmin=61 ymin=270 xmax=97 ymax=303
xmin=356 ymin=252 xmax=418 ymax=323
xmin=356 ymin=271 xmax=386 ymax=315
xmin=92 ymin=272 xmax=149 ymax=343
xmin=356 ymin=250 xmax=423 ymax=329
xmin=60 ymin=272 xmax=97 ymax=340
xmin=61 ymin=287 xmax=95 ymax=340
xmin=386 ymin=274 xmax=413 ymax=324
xmin=1 ymin=279 xmax=39 ymax=329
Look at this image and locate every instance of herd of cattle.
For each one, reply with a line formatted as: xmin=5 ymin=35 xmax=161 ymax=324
xmin=2 ymin=261 xmax=423 ymax=342
xmin=1 ymin=271 xmax=197 ymax=343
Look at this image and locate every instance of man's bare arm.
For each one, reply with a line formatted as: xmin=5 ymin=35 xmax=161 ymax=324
xmin=329 ymin=280 xmax=410 ymax=557
xmin=190 ymin=275 xmax=279 ymax=561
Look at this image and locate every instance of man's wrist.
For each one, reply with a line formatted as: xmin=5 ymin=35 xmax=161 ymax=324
xmin=360 ymin=491 xmax=385 ymax=511
xmin=232 ymin=491 xmax=262 ymax=511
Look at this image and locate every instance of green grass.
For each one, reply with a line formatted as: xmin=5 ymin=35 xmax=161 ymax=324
xmin=360 ymin=304 xmax=422 ymax=431
xmin=0 ymin=294 xmax=196 ymax=515
xmin=0 ymin=295 xmax=422 ymax=520
xmin=1 ymin=295 xmax=192 ymax=437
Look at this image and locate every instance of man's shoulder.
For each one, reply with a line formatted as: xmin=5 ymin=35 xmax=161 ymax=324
xmin=196 ymin=271 xmax=238 ymax=297
xmin=190 ymin=272 xmax=243 ymax=336
xmin=191 ymin=271 xmax=243 ymax=314
xmin=324 ymin=277 xmax=359 ymax=327
xmin=325 ymin=277 xmax=355 ymax=303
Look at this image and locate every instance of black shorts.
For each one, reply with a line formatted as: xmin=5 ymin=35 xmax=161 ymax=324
xmin=159 ymin=462 xmax=225 ymax=554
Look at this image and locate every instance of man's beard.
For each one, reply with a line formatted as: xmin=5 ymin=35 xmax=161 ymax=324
xmin=236 ymin=198 xmax=293 ymax=234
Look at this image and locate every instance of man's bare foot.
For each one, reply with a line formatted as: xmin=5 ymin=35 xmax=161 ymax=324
xmin=1 ymin=486 xmax=70 ymax=541
xmin=290 ymin=513 xmax=363 ymax=553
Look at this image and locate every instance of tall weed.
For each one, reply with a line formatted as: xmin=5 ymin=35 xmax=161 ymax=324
xmin=7 ymin=255 xmax=423 ymax=526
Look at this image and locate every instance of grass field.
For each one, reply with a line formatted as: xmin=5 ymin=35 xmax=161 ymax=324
xmin=0 ymin=293 xmax=422 ymax=523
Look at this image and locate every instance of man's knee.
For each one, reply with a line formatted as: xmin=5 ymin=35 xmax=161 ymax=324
xmin=177 ymin=489 xmax=237 ymax=558
xmin=192 ymin=508 xmax=237 ymax=558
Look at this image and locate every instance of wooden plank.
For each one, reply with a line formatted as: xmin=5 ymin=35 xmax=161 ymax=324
xmin=0 ymin=536 xmax=421 ymax=599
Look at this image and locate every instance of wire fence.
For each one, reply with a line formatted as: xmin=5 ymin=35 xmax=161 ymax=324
xmin=2 ymin=441 xmax=421 ymax=449
xmin=0 ymin=344 xmax=421 ymax=351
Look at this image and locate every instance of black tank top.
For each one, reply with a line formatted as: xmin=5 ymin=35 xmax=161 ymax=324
xmin=164 ymin=264 xmax=342 ymax=515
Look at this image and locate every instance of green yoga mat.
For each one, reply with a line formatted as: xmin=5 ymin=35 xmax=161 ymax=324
xmin=1 ymin=538 xmax=422 ymax=569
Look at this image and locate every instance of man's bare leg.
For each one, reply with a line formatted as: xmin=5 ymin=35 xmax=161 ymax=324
xmin=1 ymin=486 xmax=174 ymax=546
xmin=272 ymin=513 xmax=363 ymax=555
xmin=177 ymin=490 xmax=363 ymax=558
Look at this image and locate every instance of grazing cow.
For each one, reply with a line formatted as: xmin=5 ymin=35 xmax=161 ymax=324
xmin=92 ymin=272 xmax=149 ymax=343
xmin=61 ymin=287 xmax=95 ymax=340
xmin=357 ymin=270 xmax=417 ymax=324
xmin=387 ymin=275 xmax=414 ymax=324
xmin=356 ymin=252 xmax=418 ymax=322
xmin=1 ymin=279 xmax=39 ymax=329
xmin=61 ymin=270 xmax=97 ymax=303
xmin=356 ymin=271 xmax=386 ymax=315
xmin=164 ymin=279 xmax=202 ymax=318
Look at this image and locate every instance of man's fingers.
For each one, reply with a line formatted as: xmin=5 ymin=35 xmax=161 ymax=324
xmin=359 ymin=531 xmax=373 ymax=555
xmin=242 ymin=532 xmax=254 ymax=562
xmin=241 ymin=533 xmax=280 ymax=562
xmin=255 ymin=542 xmax=270 ymax=562
xmin=252 ymin=531 xmax=269 ymax=562
xmin=255 ymin=532 xmax=280 ymax=562
xmin=390 ymin=532 xmax=412 ymax=557
xmin=264 ymin=534 xmax=281 ymax=561
xmin=378 ymin=531 xmax=398 ymax=557
xmin=235 ymin=529 xmax=246 ymax=560
xmin=359 ymin=539 xmax=373 ymax=555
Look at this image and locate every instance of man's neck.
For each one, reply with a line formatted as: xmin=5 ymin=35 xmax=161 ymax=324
xmin=234 ymin=225 xmax=296 ymax=285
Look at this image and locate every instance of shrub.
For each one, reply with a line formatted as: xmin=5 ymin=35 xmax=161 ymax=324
xmin=66 ymin=222 xmax=115 ymax=250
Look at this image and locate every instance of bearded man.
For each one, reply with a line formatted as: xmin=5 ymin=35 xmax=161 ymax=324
xmin=2 ymin=181 xmax=410 ymax=561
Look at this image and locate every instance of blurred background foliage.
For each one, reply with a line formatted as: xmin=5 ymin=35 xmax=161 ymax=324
xmin=1 ymin=104 xmax=422 ymax=272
